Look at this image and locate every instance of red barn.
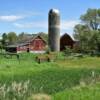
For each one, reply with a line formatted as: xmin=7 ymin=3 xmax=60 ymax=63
xmin=60 ymin=33 xmax=75 ymax=51
xmin=6 ymin=35 xmax=47 ymax=53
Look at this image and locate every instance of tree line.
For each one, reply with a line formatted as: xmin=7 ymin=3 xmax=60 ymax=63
xmin=74 ymin=8 xmax=100 ymax=53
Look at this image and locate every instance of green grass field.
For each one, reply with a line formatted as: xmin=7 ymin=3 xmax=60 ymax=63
xmin=53 ymin=83 xmax=100 ymax=100
xmin=0 ymin=53 xmax=100 ymax=100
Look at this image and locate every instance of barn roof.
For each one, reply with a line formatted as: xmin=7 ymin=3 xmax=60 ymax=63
xmin=27 ymin=35 xmax=47 ymax=44
xmin=6 ymin=42 xmax=29 ymax=48
xmin=61 ymin=33 xmax=78 ymax=42
xmin=6 ymin=35 xmax=47 ymax=48
xmin=60 ymin=33 xmax=74 ymax=41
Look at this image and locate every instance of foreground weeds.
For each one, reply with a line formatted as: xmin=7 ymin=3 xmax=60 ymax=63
xmin=0 ymin=80 xmax=30 ymax=100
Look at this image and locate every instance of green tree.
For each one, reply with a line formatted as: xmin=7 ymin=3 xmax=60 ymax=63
xmin=0 ymin=37 xmax=3 ymax=51
xmin=74 ymin=24 xmax=92 ymax=52
xmin=80 ymin=8 xmax=100 ymax=30
xmin=7 ymin=32 xmax=17 ymax=45
xmin=2 ymin=33 xmax=8 ymax=46
xmin=74 ymin=8 xmax=100 ymax=53
xmin=91 ymin=30 xmax=100 ymax=51
xmin=18 ymin=32 xmax=33 ymax=42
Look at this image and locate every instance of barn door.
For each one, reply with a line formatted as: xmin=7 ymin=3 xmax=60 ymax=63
xmin=34 ymin=40 xmax=42 ymax=50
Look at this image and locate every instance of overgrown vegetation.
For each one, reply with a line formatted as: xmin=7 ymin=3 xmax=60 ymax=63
xmin=53 ymin=83 xmax=100 ymax=100
xmin=0 ymin=53 xmax=100 ymax=99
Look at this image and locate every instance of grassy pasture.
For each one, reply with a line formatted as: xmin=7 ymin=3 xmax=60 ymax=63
xmin=53 ymin=83 xmax=100 ymax=100
xmin=0 ymin=53 xmax=100 ymax=99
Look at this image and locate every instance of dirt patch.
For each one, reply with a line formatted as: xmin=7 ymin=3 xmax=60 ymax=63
xmin=29 ymin=93 xmax=51 ymax=100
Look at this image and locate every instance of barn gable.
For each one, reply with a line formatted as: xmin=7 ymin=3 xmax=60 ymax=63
xmin=30 ymin=35 xmax=46 ymax=44
xmin=29 ymin=35 xmax=47 ymax=53
xmin=60 ymin=33 xmax=75 ymax=51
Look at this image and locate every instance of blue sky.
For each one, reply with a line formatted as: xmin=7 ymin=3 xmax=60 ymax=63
xmin=0 ymin=0 xmax=99 ymax=36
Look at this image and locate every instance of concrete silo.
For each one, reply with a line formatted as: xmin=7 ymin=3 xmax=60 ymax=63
xmin=48 ymin=9 xmax=60 ymax=52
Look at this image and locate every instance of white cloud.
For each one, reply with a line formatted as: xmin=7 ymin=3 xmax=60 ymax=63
xmin=0 ymin=15 xmax=24 ymax=22
xmin=0 ymin=36 xmax=2 ymax=40
xmin=14 ymin=21 xmax=48 ymax=29
xmin=13 ymin=20 xmax=79 ymax=35
xmin=61 ymin=20 xmax=79 ymax=30
xmin=61 ymin=20 xmax=80 ymax=35
xmin=14 ymin=20 xmax=79 ymax=28
xmin=0 ymin=12 xmax=42 ymax=22
xmin=0 ymin=11 xmax=43 ymax=22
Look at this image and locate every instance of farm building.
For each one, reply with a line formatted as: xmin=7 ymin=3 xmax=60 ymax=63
xmin=60 ymin=33 xmax=75 ymax=51
xmin=6 ymin=35 xmax=47 ymax=53
xmin=6 ymin=33 xmax=77 ymax=53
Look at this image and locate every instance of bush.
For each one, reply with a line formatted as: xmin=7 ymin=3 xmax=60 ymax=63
xmin=63 ymin=46 xmax=72 ymax=56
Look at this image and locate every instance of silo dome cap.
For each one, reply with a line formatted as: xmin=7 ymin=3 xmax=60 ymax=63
xmin=49 ymin=9 xmax=59 ymax=14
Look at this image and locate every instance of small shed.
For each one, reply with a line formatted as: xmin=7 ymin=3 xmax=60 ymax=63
xmin=60 ymin=33 xmax=75 ymax=51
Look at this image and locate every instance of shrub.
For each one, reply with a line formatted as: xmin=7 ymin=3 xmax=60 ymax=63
xmin=63 ymin=46 xmax=72 ymax=56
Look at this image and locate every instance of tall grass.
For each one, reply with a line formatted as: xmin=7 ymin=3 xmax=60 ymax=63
xmin=0 ymin=53 xmax=100 ymax=99
xmin=53 ymin=83 xmax=100 ymax=100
